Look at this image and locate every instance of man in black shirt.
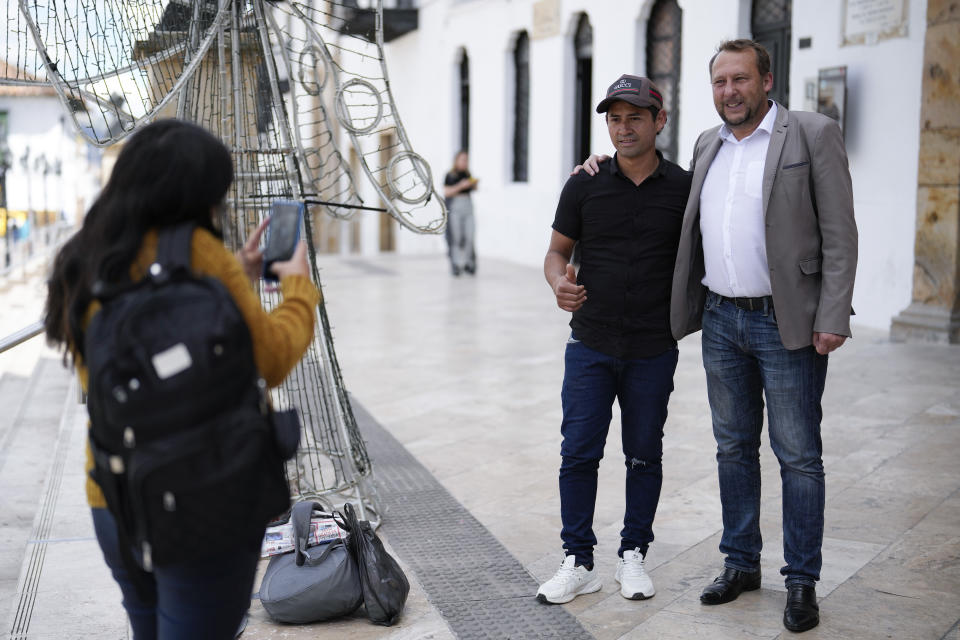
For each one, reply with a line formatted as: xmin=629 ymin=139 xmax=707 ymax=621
xmin=537 ymin=75 xmax=691 ymax=605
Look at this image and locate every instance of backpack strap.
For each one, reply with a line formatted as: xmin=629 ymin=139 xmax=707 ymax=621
xmin=90 ymin=223 xmax=195 ymax=300
xmin=152 ymin=222 xmax=196 ymax=280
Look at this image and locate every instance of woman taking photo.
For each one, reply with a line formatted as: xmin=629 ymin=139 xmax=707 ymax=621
xmin=44 ymin=119 xmax=319 ymax=639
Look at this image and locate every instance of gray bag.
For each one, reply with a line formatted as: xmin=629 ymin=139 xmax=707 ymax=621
xmin=259 ymin=501 xmax=363 ymax=623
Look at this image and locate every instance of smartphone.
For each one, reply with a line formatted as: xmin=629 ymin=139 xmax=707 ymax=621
xmin=262 ymin=200 xmax=304 ymax=282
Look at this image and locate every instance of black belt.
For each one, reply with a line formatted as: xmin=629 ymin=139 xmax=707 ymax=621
xmin=717 ymin=294 xmax=773 ymax=312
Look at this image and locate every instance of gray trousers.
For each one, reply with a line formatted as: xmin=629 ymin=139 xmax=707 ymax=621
xmin=447 ymin=195 xmax=475 ymax=271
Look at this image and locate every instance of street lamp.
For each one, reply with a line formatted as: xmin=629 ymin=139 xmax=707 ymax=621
xmin=20 ymin=147 xmax=32 ymax=258
xmin=35 ymin=154 xmax=49 ymax=247
xmin=0 ymin=141 xmax=11 ymax=268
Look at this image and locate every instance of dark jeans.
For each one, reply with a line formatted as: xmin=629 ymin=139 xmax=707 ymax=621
xmin=700 ymin=291 xmax=827 ymax=587
xmin=558 ymin=335 xmax=678 ymax=566
xmin=91 ymin=507 xmax=260 ymax=639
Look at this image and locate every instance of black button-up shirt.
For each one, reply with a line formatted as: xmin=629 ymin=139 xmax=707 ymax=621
xmin=552 ymin=152 xmax=691 ymax=359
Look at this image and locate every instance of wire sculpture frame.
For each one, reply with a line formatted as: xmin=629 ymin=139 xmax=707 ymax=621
xmin=2 ymin=0 xmax=448 ymax=523
xmin=275 ymin=1 xmax=443 ymax=233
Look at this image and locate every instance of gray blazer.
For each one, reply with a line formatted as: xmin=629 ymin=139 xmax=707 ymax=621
xmin=670 ymin=103 xmax=858 ymax=350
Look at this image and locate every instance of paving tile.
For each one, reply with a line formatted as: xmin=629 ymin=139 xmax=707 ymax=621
xmin=672 ymin=531 xmax=728 ymax=572
xmin=21 ymin=585 xmax=128 ymax=638
xmin=651 ymin=476 xmax=724 ymax=548
xmin=22 ymin=538 xmax=113 ymax=595
xmin=0 ymin=577 xmax=20 ymax=625
xmin=912 ymin=491 xmax=960 ymax=533
xmin=660 ymin=583 xmax=790 ymax=636
xmin=641 ymin=540 xmax=691 ymax=571
xmin=45 ymin=502 xmax=96 ymax=541
xmin=852 ymin=512 xmax=960 ymax=597
xmin=808 ymin=573 xmax=959 ymax=640
xmin=816 ymin=536 xmax=887 ymax=595
xmin=474 ymin=507 xmax=560 ymax=567
xmin=622 ymin=607 xmax=781 ymax=639
xmin=578 ymin=560 xmax=714 ymax=640
xmin=825 ymin=486 xmax=941 ymax=544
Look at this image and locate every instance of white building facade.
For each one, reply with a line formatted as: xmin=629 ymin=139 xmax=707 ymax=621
xmin=360 ymin=0 xmax=929 ymax=334
xmin=0 ymin=82 xmax=102 ymax=226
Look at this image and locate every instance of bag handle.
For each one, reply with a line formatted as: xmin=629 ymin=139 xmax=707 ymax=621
xmin=341 ymin=501 xmax=373 ymax=535
xmin=292 ymin=501 xmax=341 ymax=566
xmin=341 ymin=501 xmax=360 ymax=532
xmin=297 ymin=537 xmax=345 ymax=567
xmin=292 ymin=501 xmax=317 ymax=566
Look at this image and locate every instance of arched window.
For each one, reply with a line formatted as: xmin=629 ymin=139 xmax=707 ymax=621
xmin=646 ymin=0 xmax=682 ymax=161
xmin=752 ymin=0 xmax=792 ymax=106
xmin=512 ymin=31 xmax=530 ymax=183
xmin=458 ymin=49 xmax=470 ymax=151
xmin=573 ymin=13 xmax=592 ymax=165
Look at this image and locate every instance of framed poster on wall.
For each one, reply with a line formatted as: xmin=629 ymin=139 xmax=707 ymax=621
xmin=817 ymin=66 xmax=847 ymax=137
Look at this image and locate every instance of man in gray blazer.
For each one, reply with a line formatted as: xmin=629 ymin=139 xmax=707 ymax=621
xmin=672 ymin=39 xmax=857 ymax=632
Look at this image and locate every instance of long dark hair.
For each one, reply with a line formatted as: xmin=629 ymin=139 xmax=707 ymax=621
xmin=44 ymin=119 xmax=234 ymax=360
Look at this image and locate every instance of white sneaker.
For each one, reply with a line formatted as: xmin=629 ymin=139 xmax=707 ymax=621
xmin=615 ymin=548 xmax=655 ymax=600
xmin=536 ymin=555 xmax=602 ymax=604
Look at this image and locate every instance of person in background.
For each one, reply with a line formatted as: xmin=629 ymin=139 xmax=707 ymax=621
xmin=538 ymin=75 xmax=691 ymax=605
xmin=443 ymin=150 xmax=478 ymax=276
xmin=43 ymin=119 xmax=319 ymax=639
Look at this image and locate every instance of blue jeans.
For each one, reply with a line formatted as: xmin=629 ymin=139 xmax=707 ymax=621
xmin=91 ymin=508 xmax=260 ymax=639
xmin=558 ymin=335 xmax=678 ymax=566
xmin=700 ymin=291 xmax=827 ymax=587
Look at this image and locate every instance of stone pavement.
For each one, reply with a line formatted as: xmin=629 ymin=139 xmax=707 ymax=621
xmin=2 ymin=253 xmax=959 ymax=639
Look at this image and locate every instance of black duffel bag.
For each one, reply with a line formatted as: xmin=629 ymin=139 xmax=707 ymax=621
xmin=342 ymin=502 xmax=410 ymax=626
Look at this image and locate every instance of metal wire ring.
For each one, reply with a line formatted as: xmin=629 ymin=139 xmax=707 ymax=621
xmin=386 ymin=151 xmax=433 ymax=205
xmin=301 ymin=146 xmax=323 ymax=171
xmin=335 ymin=79 xmax=384 ymax=135
xmin=297 ymin=45 xmax=327 ymax=96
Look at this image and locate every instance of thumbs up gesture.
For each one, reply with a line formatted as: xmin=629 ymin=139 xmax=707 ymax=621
xmin=553 ymin=264 xmax=587 ymax=312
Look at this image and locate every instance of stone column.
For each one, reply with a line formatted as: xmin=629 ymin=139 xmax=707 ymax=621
xmin=890 ymin=1 xmax=960 ymax=343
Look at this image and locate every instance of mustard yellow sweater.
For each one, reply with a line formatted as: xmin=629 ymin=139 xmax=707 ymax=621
xmin=79 ymin=227 xmax=321 ymax=508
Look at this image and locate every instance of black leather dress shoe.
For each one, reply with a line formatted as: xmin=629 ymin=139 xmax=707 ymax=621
xmin=783 ymin=584 xmax=819 ymax=632
xmin=700 ymin=567 xmax=762 ymax=605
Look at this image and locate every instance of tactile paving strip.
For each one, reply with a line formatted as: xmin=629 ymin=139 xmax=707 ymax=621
xmin=353 ymin=399 xmax=594 ymax=640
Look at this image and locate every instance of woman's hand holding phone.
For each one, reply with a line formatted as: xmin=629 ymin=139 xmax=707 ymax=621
xmin=269 ymin=240 xmax=310 ymax=280
xmin=236 ymin=217 xmax=269 ymax=284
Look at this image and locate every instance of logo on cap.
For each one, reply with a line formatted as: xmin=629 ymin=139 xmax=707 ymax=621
xmin=596 ymin=74 xmax=664 ymax=113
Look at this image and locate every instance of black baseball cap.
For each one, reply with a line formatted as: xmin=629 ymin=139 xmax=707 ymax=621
xmin=596 ymin=74 xmax=664 ymax=113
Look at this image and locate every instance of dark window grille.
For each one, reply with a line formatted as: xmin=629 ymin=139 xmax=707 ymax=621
xmin=459 ymin=50 xmax=470 ymax=152
xmin=512 ymin=31 xmax=529 ymax=182
xmin=573 ymin=13 xmax=592 ymax=165
xmin=646 ymin=0 xmax=681 ymax=162
xmin=751 ymin=0 xmax=792 ymax=106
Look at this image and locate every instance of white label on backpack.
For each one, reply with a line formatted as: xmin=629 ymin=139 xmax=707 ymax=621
xmin=152 ymin=343 xmax=192 ymax=380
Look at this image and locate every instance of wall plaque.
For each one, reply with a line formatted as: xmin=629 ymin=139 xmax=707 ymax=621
xmin=532 ymin=0 xmax=560 ymax=39
xmin=842 ymin=0 xmax=909 ymax=46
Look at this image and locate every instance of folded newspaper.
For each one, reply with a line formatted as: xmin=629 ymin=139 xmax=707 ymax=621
xmin=260 ymin=517 xmax=347 ymax=557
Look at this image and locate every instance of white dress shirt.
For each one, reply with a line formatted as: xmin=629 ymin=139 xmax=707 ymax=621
xmin=699 ymin=102 xmax=778 ymax=298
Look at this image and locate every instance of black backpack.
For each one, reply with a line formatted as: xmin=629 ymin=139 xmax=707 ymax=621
xmin=85 ymin=223 xmax=295 ymax=571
